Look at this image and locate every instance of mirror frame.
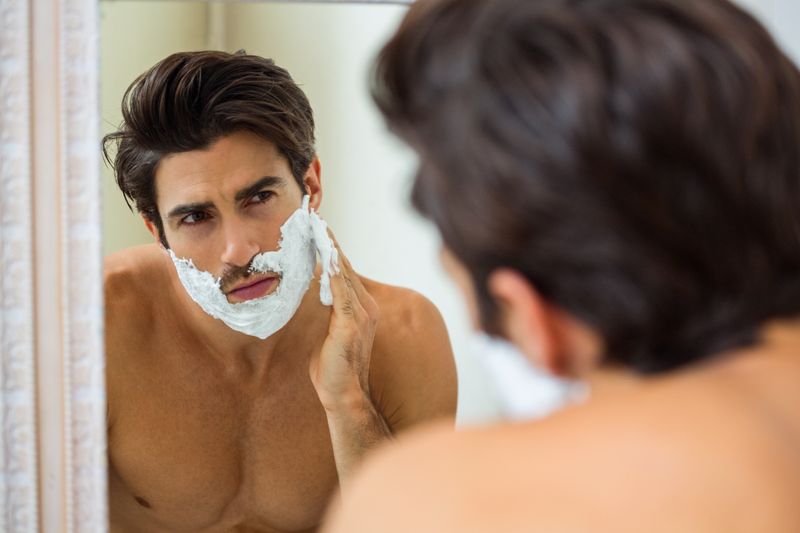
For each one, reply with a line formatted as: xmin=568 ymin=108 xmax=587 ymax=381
xmin=0 ymin=1 xmax=409 ymax=531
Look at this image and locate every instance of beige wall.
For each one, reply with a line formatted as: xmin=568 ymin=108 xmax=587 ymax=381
xmin=101 ymin=2 xmax=209 ymax=256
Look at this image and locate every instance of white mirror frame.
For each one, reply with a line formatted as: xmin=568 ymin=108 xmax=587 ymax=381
xmin=2 ymin=0 xmax=104 ymax=531
xmin=0 ymin=1 xmax=410 ymax=531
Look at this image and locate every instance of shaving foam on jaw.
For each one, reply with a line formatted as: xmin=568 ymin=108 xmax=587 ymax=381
xmin=309 ymin=210 xmax=339 ymax=305
xmin=169 ymin=195 xmax=339 ymax=339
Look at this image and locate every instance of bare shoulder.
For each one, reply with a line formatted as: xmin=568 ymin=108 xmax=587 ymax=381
xmin=321 ymin=406 xmax=686 ymax=533
xmin=358 ymin=277 xmax=458 ymax=430
xmin=105 ymin=244 xmax=163 ymax=287
xmin=325 ymin=374 xmax=800 ymax=533
xmin=104 ymin=244 xmax=170 ymax=353
xmin=359 ymin=277 xmax=444 ymax=336
xmin=322 ymin=420 xmax=461 ymax=533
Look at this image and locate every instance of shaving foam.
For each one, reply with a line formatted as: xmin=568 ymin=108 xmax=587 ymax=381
xmin=169 ymin=195 xmax=338 ymax=339
xmin=470 ymin=332 xmax=588 ymax=421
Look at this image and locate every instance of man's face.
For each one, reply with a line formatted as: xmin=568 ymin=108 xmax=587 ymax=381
xmin=152 ymin=131 xmax=316 ymax=303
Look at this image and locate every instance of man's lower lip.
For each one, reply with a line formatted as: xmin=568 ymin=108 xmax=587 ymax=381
xmin=229 ymin=278 xmax=278 ymax=301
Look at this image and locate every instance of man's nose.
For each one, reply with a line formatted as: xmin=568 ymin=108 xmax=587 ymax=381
xmin=219 ymin=222 xmax=259 ymax=268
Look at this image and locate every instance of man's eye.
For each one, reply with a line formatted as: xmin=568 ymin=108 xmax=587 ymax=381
xmin=249 ymin=191 xmax=274 ymax=205
xmin=181 ymin=211 xmax=209 ymax=225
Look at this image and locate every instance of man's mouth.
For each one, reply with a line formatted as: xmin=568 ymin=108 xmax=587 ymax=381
xmin=226 ymin=275 xmax=279 ymax=302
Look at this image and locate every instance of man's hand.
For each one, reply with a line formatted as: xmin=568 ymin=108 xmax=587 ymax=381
xmin=308 ymin=231 xmax=392 ymax=488
xmin=309 ymin=232 xmax=380 ymax=413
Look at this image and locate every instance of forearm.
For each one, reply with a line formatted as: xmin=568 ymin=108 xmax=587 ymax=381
xmin=325 ymin=392 xmax=393 ymax=491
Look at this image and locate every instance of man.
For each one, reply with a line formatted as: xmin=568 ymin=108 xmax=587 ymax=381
xmin=326 ymin=0 xmax=800 ymax=531
xmin=102 ymin=51 xmax=457 ymax=533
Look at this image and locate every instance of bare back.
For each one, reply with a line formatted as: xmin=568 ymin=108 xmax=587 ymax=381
xmin=328 ymin=321 xmax=800 ymax=533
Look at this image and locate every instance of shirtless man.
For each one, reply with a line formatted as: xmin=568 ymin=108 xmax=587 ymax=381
xmin=326 ymin=0 xmax=800 ymax=531
xmin=102 ymin=51 xmax=457 ymax=532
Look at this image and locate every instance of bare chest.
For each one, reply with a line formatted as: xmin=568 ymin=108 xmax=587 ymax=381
xmin=108 ymin=352 xmax=338 ymax=533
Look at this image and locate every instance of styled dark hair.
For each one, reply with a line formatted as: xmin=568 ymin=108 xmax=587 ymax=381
xmin=373 ymin=0 xmax=800 ymax=373
xmin=103 ymin=50 xmax=315 ymax=247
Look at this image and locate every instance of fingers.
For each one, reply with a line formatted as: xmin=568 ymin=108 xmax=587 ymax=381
xmin=325 ymin=230 xmax=359 ymax=318
xmin=325 ymin=229 xmax=377 ymax=320
xmin=327 ymin=229 xmax=370 ymax=301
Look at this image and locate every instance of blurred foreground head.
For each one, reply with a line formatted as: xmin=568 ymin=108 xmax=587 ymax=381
xmin=373 ymin=0 xmax=800 ymax=373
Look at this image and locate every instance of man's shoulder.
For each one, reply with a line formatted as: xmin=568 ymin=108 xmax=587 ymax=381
xmin=360 ymin=278 xmax=445 ymax=338
xmin=104 ymin=244 xmax=168 ymax=339
xmin=358 ymin=278 xmax=457 ymax=428
xmin=104 ymin=243 xmax=166 ymax=284
xmin=326 ymin=382 xmax=786 ymax=533
xmin=359 ymin=277 xmax=452 ymax=365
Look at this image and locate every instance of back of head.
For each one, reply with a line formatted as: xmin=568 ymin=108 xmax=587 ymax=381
xmin=373 ymin=0 xmax=800 ymax=372
xmin=103 ymin=50 xmax=315 ymax=246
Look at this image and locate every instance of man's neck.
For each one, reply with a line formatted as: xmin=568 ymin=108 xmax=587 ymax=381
xmin=163 ymin=253 xmax=329 ymax=376
xmin=164 ymin=259 xmax=292 ymax=372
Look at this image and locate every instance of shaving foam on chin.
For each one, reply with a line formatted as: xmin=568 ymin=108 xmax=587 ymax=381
xmin=169 ymin=195 xmax=339 ymax=339
xmin=309 ymin=209 xmax=339 ymax=305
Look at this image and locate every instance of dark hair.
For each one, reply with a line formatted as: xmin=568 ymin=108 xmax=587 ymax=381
xmin=373 ymin=0 xmax=800 ymax=373
xmin=103 ymin=50 xmax=315 ymax=247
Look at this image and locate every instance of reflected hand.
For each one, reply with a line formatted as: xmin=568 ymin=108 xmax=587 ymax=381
xmin=309 ymin=232 xmax=380 ymax=412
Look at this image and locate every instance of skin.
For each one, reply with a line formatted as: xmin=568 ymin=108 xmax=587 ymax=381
xmin=104 ymin=131 xmax=457 ymax=532
xmin=324 ymin=250 xmax=800 ymax=533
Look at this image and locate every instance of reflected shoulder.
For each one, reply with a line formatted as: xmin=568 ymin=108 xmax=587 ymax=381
xmin=104 ymin=243 xmax=168 ymax=284
xmin=104 ymin=243 xmax=168 ymax=341
xmin=322 ymin=420 xmax=472 ymax=533
xmin=324 ymin=385 xmax=782 ymax=533
xmin=359 ymin=278 xmax=449 ymax=347
xmin=359 ymin=278 xmax=458 ymax=426
xmin=323 ymin=411 xmax=622 ymax=533
xmin=104 ymin=244 xmax=170 ymax=432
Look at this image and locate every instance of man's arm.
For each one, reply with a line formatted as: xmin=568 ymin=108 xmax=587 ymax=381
xmin=308 ymin=235 xmax=457 ymax=489
xmin=308 ymin=238 xmax=393 ymax=489
xmin=323 ymin=283 xmax=458 ymax=489
xmin=366 ymin=285 xmax=458 ymax=434
xmin=322 ymin=386 xmax=393 ymax=490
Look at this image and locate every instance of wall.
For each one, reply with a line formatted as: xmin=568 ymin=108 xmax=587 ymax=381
xmin=100 ymin=2 xmax=209 ymax=256
xmin=737 ymin=0 xmax=800 ymax=63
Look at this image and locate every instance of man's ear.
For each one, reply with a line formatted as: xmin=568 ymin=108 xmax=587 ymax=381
xmin=487 ymin=269 xmax=601 ymax=378
xmin=142 ymin=215 xmax=164 ymax=248
xmin=304 ymin=156 xmax=323 ymax=211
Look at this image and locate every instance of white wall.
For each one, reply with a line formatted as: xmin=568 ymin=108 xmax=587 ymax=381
xmin=736 ymin=0 xmax=800 ymax=64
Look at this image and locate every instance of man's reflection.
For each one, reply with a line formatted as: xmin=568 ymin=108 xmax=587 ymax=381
xmin=102 ymin=50 xmax=457 ymax=533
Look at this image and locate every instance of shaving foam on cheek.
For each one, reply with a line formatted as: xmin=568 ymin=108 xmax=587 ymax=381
xmin=169 ymin=195 xmax=339 ymax=339
xmin=309 ymin=210 xmax=339 ymax=306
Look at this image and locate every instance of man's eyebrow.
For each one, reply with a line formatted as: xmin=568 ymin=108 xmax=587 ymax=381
xmin=235 ymin=176 xmax=286 ymax=203
xmin=166 ymin=202 xmax=214 ymax=221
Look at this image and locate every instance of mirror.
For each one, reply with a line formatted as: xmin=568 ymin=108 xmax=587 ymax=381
xmin=99 ymin=2 xmax=503 ymax=531
xmin=1 ymin=0 xmax=796 ymax=530
xmin=100 ymin=0 xmax=503 ymax=426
